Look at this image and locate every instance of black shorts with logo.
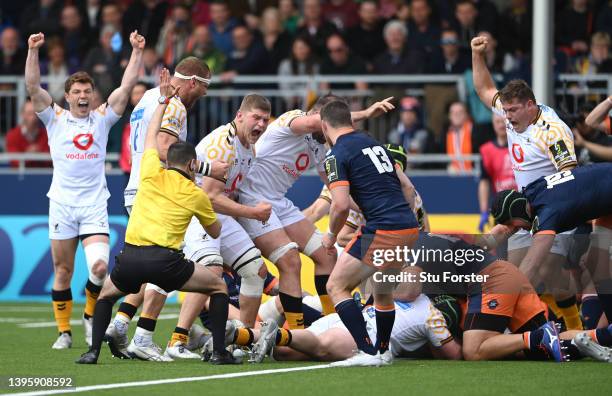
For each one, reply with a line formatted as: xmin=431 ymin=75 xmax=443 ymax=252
xmin=111 ymin=243 xmax=195 ymax=294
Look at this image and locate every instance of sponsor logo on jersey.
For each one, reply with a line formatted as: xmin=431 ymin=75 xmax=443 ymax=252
xmin=282 ymin=164 xmax=300 ymax=178
xmin=325 ymin=156 xmax=338 ymax=182
xmin=65 ymin=152 xmax=100 ymax=160
xmin=487 ymin=299 xmax=498 ymax=310
xmin=511 ymin=143 xmax=524 ymax=163
xmin=549 ymin=140 xmax=571 ymax=165
xmin=73 ymin=133 xmax=94 ymax=151
xmin=130 ymin=108 xmax=144 ymax=122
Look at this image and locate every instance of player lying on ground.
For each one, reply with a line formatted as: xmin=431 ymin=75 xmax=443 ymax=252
xmin=76 ymin=69 xmax=238 ymax=365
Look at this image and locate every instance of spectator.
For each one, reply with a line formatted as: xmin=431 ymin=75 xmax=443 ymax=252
xmin=0 ymin=27 xmax=25 ymax=76
xmin=556 ymin=0 xmax=593 ymax=55
xmin=221 ymin=25 xmax=268 ymax=81
xmin=5 ymin=99 xmax=50 ymax=168
xmin=185 ymin=25 xmax=226 ymax=75
xmin=322 ymin=0 xmax=360 ymax=31
xmin=123 ymin=0 xmax=169 ymax=48
xmin=20 ymin=0 xmax=62 ymax=38
xmin=295 ymin=0 xmax=338 ymax=57
xmin=260 ymin=7 xmax=293 ymax=74
xmin=209 ymin=1 xmax=239 ymax=57
xmin=596 ymin=0 xmax=612 ymax=38
xmin=472 ymin=0 xmax=498 ymax=34
xmin=453 ymin=0 xmax=481 ymax=50
xmin=477 ymin=113 xmax=516 ymax=232
xmin=477 ymin=30 xmax=515 ymax=74
xmin=81 ymin=0 xmax=103 ymax=36
xmin=378 ymin=0 xmax=402 ymax=19
xmin=372 ymin=19 xmax=425 ymax=74
xmin=278 ymin=35 xmax=320 ymax=108
xmin=60 ymin=4 xmax=91 ymax=67
xmin=573 ymin=32 xmax=612 ymax=74
xmin=444 ymin=101 xmax=475 ymax=173
xmin=82 ymin=24 xmax=126 ymax=98
xmin=407 ymin=0 xmax=442 ymax=57
xmin=346 ymin=0 xmax=386 ymax=66
xmin=156 ymin=4 xmax=193 ymax=68
xmin=574 ymin=103 xmax=612 ymax=164
xmin=427 ymin=29 xmax=470 ymax=74
xmin=191 ymin=0 xmax=212 ymax=27
xmin=320 ymin=33 xmax=367 ymax=90
xmin=279 ymin=0 xmax=300 ymax=34
xmin=139 ymin=47 xmax=163 ymax=83
xmin=498 ymin=0 xmax=532 ymax=56
xmin=388 ymin=96 xmax=430 ymax=156
xmin=100 ymin=2 xmax=122 ymax=35
xmin=40 ymin=39 xmax=77 ymax=105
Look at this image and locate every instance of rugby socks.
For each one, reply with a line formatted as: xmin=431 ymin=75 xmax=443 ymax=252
xmin=540 ymin=294 xmax=563 ymax=320
xmin=84 ymin=280 xmax=102 ymax=320
xmin=91 ymin=298 xmax=114 ymax=351
xmin=314 ymin=275 xmax=335 ymax=315
xmin=133 ymin=314 xmax=157 ymax=346
xmin=594 ymin=279 xmax=612 ymax=320
xmin=588 ymin=324 xmax=612 ymax=347
xmin=233 ymin=328 xmax=254 ymax=346
xmin=275 ymin=328 xmax=292 ymax=346
xmin=279 ymin=292 xmax=304 ymax=329
xmin=335 ymin=298 xmax=376 ymax=355
xmin=112 ymin=302 xmax=137 ymax=336
xmin=52 ymin=288 xmax=73 ymax=335
xmin=170 ymin=327 xmax=189 ymax=346
xmin=556 ymin=296 xmax=583 ymax=330
xmin=209 ymin=293 xmax=230 ymax=353
xmin=522 ymin=327 xmax=545 ymax=351
xmin=375 ymin=304 xmax=395 ymax=353
xmin=581 ymin=295 xmax=603 ymax=330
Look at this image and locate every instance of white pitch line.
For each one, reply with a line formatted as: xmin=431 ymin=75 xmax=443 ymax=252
xmin=0 ymin=318 xmax=42 ymax=323
xmin=18 ymin=314 xmax=179 ymax=328
xmin=0 ymin=364 xmax=331 ymax=396
xmin=0 ymin=307 xmax=53 ymax=312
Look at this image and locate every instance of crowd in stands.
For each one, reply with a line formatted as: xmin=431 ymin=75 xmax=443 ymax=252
xmin=1 ymin=0 xmax=611 ymax=168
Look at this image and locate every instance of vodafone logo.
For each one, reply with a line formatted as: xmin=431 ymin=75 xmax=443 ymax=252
xmin=511 ymin=143 xmax=524 ymax=163
xmin=73 ymin=133 xmax=94 ymax=151
xmin=295 ymin=153 xmax=310 ymax=171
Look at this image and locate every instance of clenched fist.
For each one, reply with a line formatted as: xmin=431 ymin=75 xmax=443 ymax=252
xmin=471 ymin=36 xmax=488 ymax=54
xmin=28 ymin=33 xmax=45 ymax=50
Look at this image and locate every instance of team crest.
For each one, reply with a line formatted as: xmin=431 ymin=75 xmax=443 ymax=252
xmin=73 ymin=133 xmax=94 ymax=151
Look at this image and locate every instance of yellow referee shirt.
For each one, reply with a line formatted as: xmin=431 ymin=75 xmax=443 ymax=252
xmin=126 ymin=149 xmax=217 ymax=250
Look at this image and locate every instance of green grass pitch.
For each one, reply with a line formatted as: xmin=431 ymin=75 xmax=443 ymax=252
xmin=1 ymin=302 xmax=611 ymax=396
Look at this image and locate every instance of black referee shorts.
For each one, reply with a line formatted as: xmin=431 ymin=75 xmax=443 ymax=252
xmin=111 ymin=243 xmax=195 ymax=294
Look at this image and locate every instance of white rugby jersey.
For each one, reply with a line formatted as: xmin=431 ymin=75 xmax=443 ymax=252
xmin=37 ymin=103 xmax=120 ymax=207
xmin=195 ymin=121 xmax=254 ymax=199
xmin=239 ymin=109 xmax=326 ymax=201
xmin=319 ymin=185 xmax=364 ymax=229
xmin=124 ymin=87 xmax=187 ymax=206
xmin=364 ymin=294 xmax=453 ymax=355
xmin=491 ymin=94 xmax=577 ymax=190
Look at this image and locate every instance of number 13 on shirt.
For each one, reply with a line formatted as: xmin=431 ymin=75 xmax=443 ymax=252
xmin=362 ymin=146 xmax=394 ymax=174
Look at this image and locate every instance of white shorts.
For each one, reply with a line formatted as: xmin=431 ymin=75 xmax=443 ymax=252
xmin=48 ymin=199 xmax=109 ymax=240
xmin=508 ymin=228 xmax=575 ymax=256
xmin=237 ymin=194 xmax=305 ymax=239
xmin=183 ymin=214 xmax=256 ymax=268
xmin=307 ymin=312 xmax=377 ymax=342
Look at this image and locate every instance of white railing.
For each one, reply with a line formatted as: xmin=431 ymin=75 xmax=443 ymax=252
xmin=0 ymin=152 xmax=481 ymax=177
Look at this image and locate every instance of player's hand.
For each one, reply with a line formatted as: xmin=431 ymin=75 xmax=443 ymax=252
xmin=363 ymin=97 xmax=395 ymax=119
xmin=129 ymin=30 xmax=145 ymax=50
xmin=322 ymin=232 xmax=337 ymax=255
xmin=28 ymin=33 xmax=45 ymax=50
xmin=252 ymin=202 xmax=272 ymax=222
xmin=209 ymin=161 xmax=229 ymax=180
xmin=471 ymin=36 xmax=488 ymax=54
xmin=159 ymin=68 xmax=180 ymax=98
xmin=478 ymin=211 xmax=490 ymax=232
xmin=573 ymin=129 xmax=585 ymax=147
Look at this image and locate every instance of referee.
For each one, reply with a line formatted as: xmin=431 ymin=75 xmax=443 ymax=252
xmin=77 ymin=69 xmax=238 ymax=365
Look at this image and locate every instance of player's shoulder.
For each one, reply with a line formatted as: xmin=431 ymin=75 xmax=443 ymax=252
xmin=271 ymin=109 xmax=307 ymax=128
xmin=197 ymin=122 xmax=237 ymax=162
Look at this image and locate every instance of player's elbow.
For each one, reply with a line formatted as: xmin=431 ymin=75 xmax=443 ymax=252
xmin=205 ymin=220 xmax=222 ymax=239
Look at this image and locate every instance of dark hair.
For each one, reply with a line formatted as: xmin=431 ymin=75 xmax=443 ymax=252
xmin=239 ymin=93 xmax=271 ymax=113
xmin=175 ymin=56 xmax=211 ymax=79
xmin=291 ymin=35 xmax=317 ymax=75
xmin=167 ymin=141 xmax=197 ymax=168
xmin=320 ymin=100 xmax=352 ymax=128
xmin=498 ymin=79 xmax=536 ymax=104
xmin=310 ymin=93 xmax=345 ymax=112
xmin=65 ymin=71 xmax=95 ymax=93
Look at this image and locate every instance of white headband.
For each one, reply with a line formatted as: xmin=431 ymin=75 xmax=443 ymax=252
xmin=174 ymin=71 xmax=211 ymax=85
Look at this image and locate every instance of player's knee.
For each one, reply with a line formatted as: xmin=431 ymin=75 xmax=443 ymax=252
xmin=303 ymin=229 xmax=324 ymax=258
xmin=268 ymin=242 xmax=299 ymax=272
xmin=325 ymin=279 xmax=342 ymax=299
xmin=85 ymin=242 xmax=109 ymax=285
xmin=236 ymin=251 xmax=266 ymax=298
xmin=53 ymin=262 xmax=73 ymax=281
xmin=461 ymin=345 xmax=483 ymax=361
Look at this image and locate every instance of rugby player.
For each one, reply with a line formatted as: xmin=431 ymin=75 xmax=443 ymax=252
xmin=104 ymin=57 xmax=228 ymax=361
xmin=490 ymin=163 xmax=612 ymax=329
xmin=236 ymin=94 xmax=395 ymax=329
xmin=163 ymin=94 xmax=273 ymax=359
xmin=76 ymin=69 xmax=238 ymax=365
xmin=25 ymin=31 xmax=145 ymax=349
xmin=320 ymin=100 xmax=420 ymax=367
xmin=471 ymin=35 xmax=583 ymax=330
